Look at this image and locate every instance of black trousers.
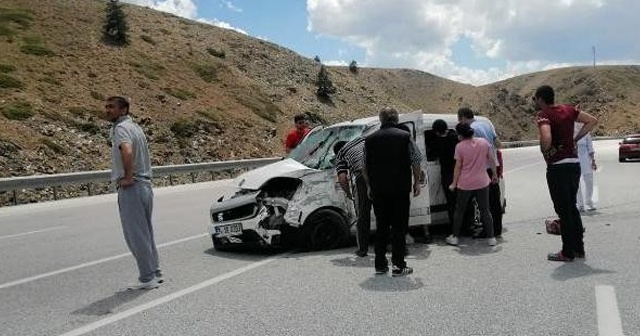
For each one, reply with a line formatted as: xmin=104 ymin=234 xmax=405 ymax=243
xmin=372 ymin=192 xmax=410 ymax=269
xmin=546 ymin=163 xmax=584 ymax=258
xmin=354 ymin=175 xmax=372 ymax=253
xmin=487 ymin=169 xmax=503 ymax=236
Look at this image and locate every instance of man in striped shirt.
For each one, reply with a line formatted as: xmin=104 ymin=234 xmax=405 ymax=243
xmin=334 ymin=137 xmax=369 ymax=257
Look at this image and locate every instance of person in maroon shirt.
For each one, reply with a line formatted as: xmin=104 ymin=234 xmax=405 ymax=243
xmin=534 ymin=85 xmax=598 ymax=262
xmin=284 ymin=114 xmax=310 ymax=153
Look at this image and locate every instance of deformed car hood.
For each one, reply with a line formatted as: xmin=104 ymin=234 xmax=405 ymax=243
xmin=232 ymin=158 xmax=314 ymax=190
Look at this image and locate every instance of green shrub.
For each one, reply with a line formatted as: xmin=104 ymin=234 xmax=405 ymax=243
xmin=0 ymin=64 xmax=15 ymax=73
xmin=192 ymin=64 xmax=218 ymax=82
xmin=206 ymin=48 xmax=225 ymax=58
xmin=170 ymin=119 xmax=198 ymax=138
xmin=69 ymin=106 xmax=91 ymax=116
xmin=90 ymin=91 xmax=104 ymax=101
xmin=0 ymin=25 xmax=13 ymax=37
xmin=20 ymin=44 xmax=55 ymax=56
xmin=77 ymin=122 xmax=101 ymax=134
xmin=2 ymin=102 xmax=33 ymax=120
xmin=22 ymin=35 xmax=42 ymax=44
xmin=140 ymin=35 xmax=156 ymax=45
xmin=129 ymin=60 xmax=164 ymax=80
xmin=40 ymin=76 xmax=60 ymax=85
xmin=0 ymin=74 xmax=22 ymax=89
xmin=162 ymin=87 xmax=194 ymax=100
xmin=0 ymin=9 xmax=33 ymax=29
xmin=40 ymin=138 xmax=67 ymax=154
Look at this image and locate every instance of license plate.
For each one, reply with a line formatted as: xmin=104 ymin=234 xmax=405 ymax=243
xmin=215 ymin=223 xmax=242 ymax=236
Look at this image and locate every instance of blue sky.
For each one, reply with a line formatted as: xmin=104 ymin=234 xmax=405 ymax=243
xmin=124 ymin=0 xmax=640 ymax=86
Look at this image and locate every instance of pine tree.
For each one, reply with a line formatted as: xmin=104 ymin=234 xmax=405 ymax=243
xmin=316 ymin=65 xmax=336 ymax=98
xmin=102 ymin=0 xmax=129 ymax=46
xmin=349 ymin=60 xmax=358 ymax=74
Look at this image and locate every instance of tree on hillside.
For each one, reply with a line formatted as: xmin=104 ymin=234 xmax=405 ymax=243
xmin=102 ymin=0 xmax=129 ymax=46
xmin=349 ymin=60 xmax=358 ymax=74
xmin=314 ymin=55 xmax=321 ymax=63
xmin=316 ymin=65 xmax=336 ymax=98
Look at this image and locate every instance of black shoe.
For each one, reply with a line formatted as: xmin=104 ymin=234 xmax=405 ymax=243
xmin=575 ymin=251 xmax=585 ymax=259
xmin=391 ymin=266 xmax=413 ymax=277
xmin=375 ymin=266 xmax=389 ymax=275
xmin=354 ymin=250 xmax=368 ymax=258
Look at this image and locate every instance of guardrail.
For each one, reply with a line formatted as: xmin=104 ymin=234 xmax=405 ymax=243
xmin=0 ymin=157 xmax=282 ymax=205
xmin=0 ymin=136 xmax=622 ymax=206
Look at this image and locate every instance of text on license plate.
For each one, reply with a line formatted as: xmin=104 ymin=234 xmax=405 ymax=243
xmin=215 ymin=223 xmax=242 ymax=236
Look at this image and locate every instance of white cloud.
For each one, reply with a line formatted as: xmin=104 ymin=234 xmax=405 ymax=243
xmin=222 ymin=1 xmax=242 ymax=13
xmin=307 ymin=0 xmax=640 ymax=85
xmin=122 ymin=0 xmax=247 ymax=34
xmin=123 ymin=0 xmax=197 ymax=19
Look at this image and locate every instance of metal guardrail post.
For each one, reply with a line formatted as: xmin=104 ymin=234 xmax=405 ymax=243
xmin=190 ymin=172 xmax=196 ymax=183
xmin=53 ymin=186 xmax=58 ymax=200
xmin=12 ymin=190 xmax=17 ymax=206
xmin=169 ymin=175 xmax=173 ymax=186
xmin=87 ymin=183 xmax=92 ymax=196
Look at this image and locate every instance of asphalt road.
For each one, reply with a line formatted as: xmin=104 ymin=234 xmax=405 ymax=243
xmin=0 ymin=140 xmax=638 ymax=336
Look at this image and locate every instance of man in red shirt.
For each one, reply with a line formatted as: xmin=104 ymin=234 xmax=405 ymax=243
xmin=284 ymin=114 xmax=310 ymax=153
xmin=534 ymin=85 xmax=597 ymax=262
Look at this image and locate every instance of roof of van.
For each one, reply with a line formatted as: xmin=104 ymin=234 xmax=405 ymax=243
xmin=328 ymin=111 xmax=494 ymax=128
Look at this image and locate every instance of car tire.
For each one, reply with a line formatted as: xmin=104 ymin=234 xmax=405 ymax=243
xmin=304 ymin=209 xmax=349 ymax=251
xmin=212 ymin=235 xmax=230 ymax=251
xmin=619 ymin=157 xmax=625 ymax=162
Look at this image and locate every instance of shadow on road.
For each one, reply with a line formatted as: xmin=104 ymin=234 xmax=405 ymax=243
xmin=551 ymin=262 xmax=615 ymax=281
xmin=359 ymin=276 xmax=425 ymax=292
xmin=71 ymin=290 xmax=146 ymax=316
xmin=329 ymin=244 xmax=432 ymax=268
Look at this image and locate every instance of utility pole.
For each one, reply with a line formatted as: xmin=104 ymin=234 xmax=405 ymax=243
xmin=592 ymin=46 xmax=596 ymax=68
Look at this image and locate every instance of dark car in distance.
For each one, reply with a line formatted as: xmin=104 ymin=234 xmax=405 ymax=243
xmin=619 ymin=134 xmax=640 ymax=162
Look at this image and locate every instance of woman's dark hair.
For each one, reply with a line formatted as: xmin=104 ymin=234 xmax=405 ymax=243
xmin=455 ymin=123 xmax=475 ymax=138
xmin=432 ymin=119 xmax=448 ymax=133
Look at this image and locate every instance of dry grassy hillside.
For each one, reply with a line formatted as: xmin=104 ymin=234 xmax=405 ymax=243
xmin=0 ymin=0 xmax=638 ymax=195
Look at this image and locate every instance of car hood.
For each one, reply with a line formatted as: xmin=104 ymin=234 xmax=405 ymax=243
xmin=232 ymin=158 xmax=314 ymax=190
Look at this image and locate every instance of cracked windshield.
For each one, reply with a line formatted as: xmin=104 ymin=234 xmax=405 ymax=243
xmin=287 ymin=125 xmax=367 ymax=170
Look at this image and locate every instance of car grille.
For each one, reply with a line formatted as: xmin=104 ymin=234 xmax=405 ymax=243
xmin=212 ymin=203 xmax=257 ymax=222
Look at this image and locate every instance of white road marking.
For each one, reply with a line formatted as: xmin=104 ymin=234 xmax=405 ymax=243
xmin=0 ymin=233 xmax=208 ymax=290
xmin=503 ymin=161 xmax=541 ymax=175
xmin=57 ymin=255 xmax=280 ymax=336
xmin=596 ymin=285 xmax=624 ymax=336
xmin=0 ymin=226 xmax=67 ymax=240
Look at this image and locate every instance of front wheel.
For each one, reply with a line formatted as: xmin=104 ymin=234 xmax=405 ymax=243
xmin=304 ymin=209 xmax=349 ymax=251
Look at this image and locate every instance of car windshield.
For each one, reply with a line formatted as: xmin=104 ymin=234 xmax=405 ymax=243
xmin=288 ymin=125 xmax=367 ymax=170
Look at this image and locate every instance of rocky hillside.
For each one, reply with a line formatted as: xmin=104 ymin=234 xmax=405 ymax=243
xmin=1 ymin=0 xmax=639 ymax=204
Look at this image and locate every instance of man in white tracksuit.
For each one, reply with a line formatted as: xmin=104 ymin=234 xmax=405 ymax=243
xmin=574 ymin=122 xmax=597 ymax=211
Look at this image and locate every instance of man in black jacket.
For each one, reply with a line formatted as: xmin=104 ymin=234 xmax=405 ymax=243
xmin=364 ymin=107 xmax=422 ymax=277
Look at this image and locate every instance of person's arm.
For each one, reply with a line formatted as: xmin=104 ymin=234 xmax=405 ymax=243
xmin=487 ymin=146 xmax=498 ymax=184
xmin=574 ymin=111 xmax=598 ymax=143
xmin=449 ymin=159 xmax=462 ymax=191
xmin=538 ymin=123 xmax=552 ymax=154
xmin=337 ymin=172 xmax=353 ymax=199
xmin=411 ymin=163 xmax=421 ymax=197
xmin=585 ymin=134 xmax=597 ymax=170
xmin=119 ymin=142 xmax=135 ymax=188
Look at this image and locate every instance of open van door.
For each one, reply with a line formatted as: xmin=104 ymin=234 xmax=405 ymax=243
xmin=399 ymin=113 xmax=431 ymax=227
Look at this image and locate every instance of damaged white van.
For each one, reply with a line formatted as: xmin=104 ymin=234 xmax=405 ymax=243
xmin=208 ymin=112 xmax=505 ymax=251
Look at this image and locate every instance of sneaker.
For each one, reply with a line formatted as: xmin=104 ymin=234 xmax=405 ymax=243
xmin=445 ymin=235 xmax=458 ymax=246
xmin=487 ymin=237 xmax=497 ymax=246
xmin=127 ymin=277 xmax=159 ymax=290
xmin=354 ymin=250 xmax=368 ymax=258
xmin=547 ymin=251 xmax=574 ymax=262
xmin=155 ymin=270 xmax=164 ymax=284
xmin=375 ymin=266 xmax=389 ymax=275
xmin=391 ymin=266 xmax=413 ymax=277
